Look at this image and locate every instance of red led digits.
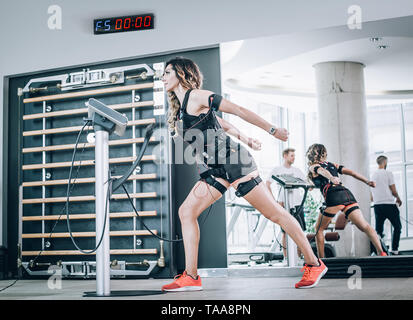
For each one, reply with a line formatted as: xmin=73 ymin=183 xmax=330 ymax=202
xmin=94 ymin=14 xmax=154 ymax=34
xmin=115 ymin=19 xmax=122 ymax=30
xmin=144 ymin=15 xmax=151 ymax=27
xmin=135 ymin=16 xmax=142 ymax=28
xmin=124 ymin=18 xmax=131 ymax=29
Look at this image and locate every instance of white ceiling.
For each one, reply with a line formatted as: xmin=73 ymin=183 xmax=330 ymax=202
xmin=221 ymin=15 xmax=413 ymax=104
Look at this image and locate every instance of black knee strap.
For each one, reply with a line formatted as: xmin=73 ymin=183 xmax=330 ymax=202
xmin=345 ymin=206 xmax=359 ymax=219
xmin=204 ymin=176 xmax=227 ymax=195
xmin=235 ymin=176 xmax=262 ymax=197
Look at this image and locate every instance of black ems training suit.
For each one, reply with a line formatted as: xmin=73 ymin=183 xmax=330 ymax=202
xmin=177 ymin=89 xmax=259 ymax=196
xmin=311 ymin=162 xmax=358 ymax=219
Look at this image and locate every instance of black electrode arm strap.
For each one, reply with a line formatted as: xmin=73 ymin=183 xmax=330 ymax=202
xmin=208 ymin=94 xmax=223 ymax=112
xmin=112 ymin=123 xmax=155 ymax=193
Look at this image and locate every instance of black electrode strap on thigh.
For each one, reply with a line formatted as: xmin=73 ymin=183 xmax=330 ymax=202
xmin=203 ymin=176 xmax=227 ymax=195
xmin=208 ymin=94 xmax=223 ymax=112
xmin=345 ymin=205 xmax=359 ymax=219
xmin=235 ymin=176 xmax=262 ymax=197
xmin=321 ymin=207 xmax=336 ymax=218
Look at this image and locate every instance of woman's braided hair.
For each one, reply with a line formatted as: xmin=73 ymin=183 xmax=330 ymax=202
xmin=306 ymin=143 xmax=327 ymax=181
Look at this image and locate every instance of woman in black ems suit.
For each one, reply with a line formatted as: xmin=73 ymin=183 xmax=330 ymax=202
xmin=306 ymin=143 xmax=386 ymax=258
xmin=161 ymin=57 xmax=327 ymax=291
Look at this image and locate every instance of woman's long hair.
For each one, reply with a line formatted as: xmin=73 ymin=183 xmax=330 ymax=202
xmin=306 ymin=143 xmax=327 ymax=181
xmin=165 ymin=57 xmax=203 ymax=135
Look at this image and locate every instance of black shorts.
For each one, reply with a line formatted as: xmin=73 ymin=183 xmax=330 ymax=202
xmin=324 ymin=184 xmax=357 ymax=207
xmin=202 ymin=141 xmax=257 ymax=184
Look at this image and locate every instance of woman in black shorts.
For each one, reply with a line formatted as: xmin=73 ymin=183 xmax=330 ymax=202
xmin=306 ymin=143 xmax=386 ymax=258
xmin=160 ymin=57 xmax=328 ymax=291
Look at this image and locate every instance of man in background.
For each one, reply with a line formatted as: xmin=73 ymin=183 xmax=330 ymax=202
xmin=266 ymin=148 xmax=307 ymax=259
xmin=371 ymin=155 xmax=402 ymax=255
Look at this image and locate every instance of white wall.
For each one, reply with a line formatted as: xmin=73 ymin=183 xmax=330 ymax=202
xmin=2 ymin=0 xmax=413 ymax=245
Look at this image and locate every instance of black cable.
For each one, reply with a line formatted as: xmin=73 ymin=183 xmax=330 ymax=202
xmin=65 ymin=120 xmax=111 ymax=254
xmin=29 ymin=132 xmax=88 ymax=265
xmin=198 ymin=180 xmax=218 ymax=229
xmin=273 ymin=186 xmax=287 ymax=250
xmin=1 ymin=97 xmax=89 ymax=293
xmin=0 ymin=279 xmax=19 ymax=293
xmin=121 ymin=184 xmax=183 ymax=242
xmin=297 ymin=186 xmax=309 ymax=214
xmin=312 ymin=213 xmax=324 ymax=243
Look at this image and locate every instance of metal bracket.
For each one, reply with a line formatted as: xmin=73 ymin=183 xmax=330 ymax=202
xmin=21 ymin=260 xmax=158 ymax=278
xmin=22 ymin=64 xmax=155 ymax=93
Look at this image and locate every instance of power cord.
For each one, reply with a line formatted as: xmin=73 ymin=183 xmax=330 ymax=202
xmin=274 ymin=187 xmax=287 ymax=250
xmin=121 ymin=184 xmax=183 ymax=242
xmin=0 ymin=279 xmax=19 ymax=293
xmin=65 ymin=119 xmax=111 ymax=254
xmin=0 ymin=109 xmax=91 ymax=293
xmin=30 ymin=123 xmax=89 ymax=265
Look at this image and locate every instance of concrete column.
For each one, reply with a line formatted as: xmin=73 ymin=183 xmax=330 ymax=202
xmin=313 ymin=61 xmax=371 ymax=257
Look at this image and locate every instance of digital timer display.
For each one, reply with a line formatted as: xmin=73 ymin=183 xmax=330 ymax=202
xmin=94 ymin=14 xmax=154 ymax=34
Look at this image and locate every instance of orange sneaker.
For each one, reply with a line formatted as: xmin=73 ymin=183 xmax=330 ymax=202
xmin=295 ymin=259 xmax=328 ymax=289
xmin=162 ymin=271 xmax=203 ymax=292
xmin=380 ymin=252 xmax=387 ymax=256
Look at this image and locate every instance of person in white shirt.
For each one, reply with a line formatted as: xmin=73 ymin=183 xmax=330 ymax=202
xmin=266 ymin=148 xmax=307 ymax=259
xmin=371 ymin=155 xmax=402 ymax=255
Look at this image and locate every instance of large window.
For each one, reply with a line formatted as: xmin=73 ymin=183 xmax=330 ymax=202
xmin=221 ymin=90 xmax=413 ymax=262
xmin=222 ymin=92 xmax=320 ymax=261
xmin=368 ymin=103 xmax=413 ymax=239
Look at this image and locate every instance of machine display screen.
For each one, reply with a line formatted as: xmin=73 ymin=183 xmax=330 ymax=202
xmin=94 ymin=14 xmax=154 ymax=34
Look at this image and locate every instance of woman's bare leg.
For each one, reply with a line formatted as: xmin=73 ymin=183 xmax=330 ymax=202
xmin=313 ymin=206 xmax=342 ymax=258
xmin=345 ymin=207 xmax=384 ymax=255
xmin=178 ymin=178 xmax=230 ymax=277
xmin=232 ymin=171 xmax=319 ymax=266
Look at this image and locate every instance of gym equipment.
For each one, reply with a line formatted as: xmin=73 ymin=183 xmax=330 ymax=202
xmin=226 ymin=202 xmax=284 ymax=265
xmin=22 ymin=64 xmax=155 ymax=93
xmin=18 ymin=63 xmax=169 ymax=293
xmin=271 ymin=174 xmax=311 ymax=267
xmin=80 ymin=98 xmax=163 ymax=297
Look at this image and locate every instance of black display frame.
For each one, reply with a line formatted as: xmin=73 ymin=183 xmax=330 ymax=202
xmin=94 ymin=14 xmax=155 ymax=35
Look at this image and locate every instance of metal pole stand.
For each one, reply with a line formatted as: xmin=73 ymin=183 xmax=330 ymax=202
xmin=82 ymin=98 xmax=164 ymax=297
xmin=94 ymin=127 xmax=110 ymax=296
xmin=284 ymin=188 xmax=298 ymax=267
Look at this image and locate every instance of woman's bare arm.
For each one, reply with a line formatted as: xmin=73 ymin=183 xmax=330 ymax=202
xmin=389 ymin=184 xmax=402 ymax=206
xmin=216 ymin=116 xmax=261 ymax=150
xmin=341 ymin=168 xmax=375 ymax=187
xmin=309 ymin=164 xmax=338 ymax=183
xmin=194 ymin=89 xmax=288 ymax=141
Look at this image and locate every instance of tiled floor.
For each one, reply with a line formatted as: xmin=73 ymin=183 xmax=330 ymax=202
xmin=1 ymin=276 xmax=412 ymax=300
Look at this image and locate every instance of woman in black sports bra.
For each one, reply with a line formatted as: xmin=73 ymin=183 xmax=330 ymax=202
xmin=306 ymin=143 xmax=386 ymax=258
xmin=161 ymin=57 xmax=328 ymax=291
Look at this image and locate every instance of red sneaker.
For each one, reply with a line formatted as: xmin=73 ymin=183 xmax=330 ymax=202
xmin=162 ymin=271 xmax=203 ymax=292
xmin=380 ymin=252 xmax=387 ymax=256
xmin=295 ymin=259 xmax=328 ymax=289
